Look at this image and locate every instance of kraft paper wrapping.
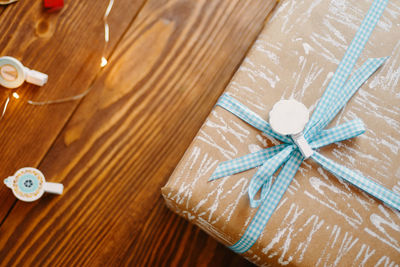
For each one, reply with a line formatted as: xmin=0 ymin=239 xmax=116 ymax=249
xmin=162 ymin=0 xmax=400 ymax=265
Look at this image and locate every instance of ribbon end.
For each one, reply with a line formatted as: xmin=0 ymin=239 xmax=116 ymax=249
xmin=249 ymin=201 xmax=259 ymax=208
xmin=381 ymin=56 xmax=389 ymax=62
xmin=208 ymin=171 xmax=225 ymax=181
xmin=208 ymin=175 xmax=220 ymax=182
xmin=365 ymin=56 xmax=389 ymax=67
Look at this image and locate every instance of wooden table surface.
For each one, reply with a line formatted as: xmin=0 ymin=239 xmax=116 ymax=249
xmin=0 ymin=0 xmax=276 ymax=266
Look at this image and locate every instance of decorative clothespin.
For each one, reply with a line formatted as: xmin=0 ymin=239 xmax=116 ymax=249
xmin=0 ymin=56 xmax=48 ymax=89
xmin=4 ymin=167 xmax=63 ymax=202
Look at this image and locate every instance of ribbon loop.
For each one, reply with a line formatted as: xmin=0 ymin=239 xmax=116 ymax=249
xmin=209 ymin=144 xmax=287 ymax=181
xmin=230 ymin=151 xmax=304 ymax=253
xmin=248 ymin=146 xmax=293 ymax=208
xmin=207 ymin=0 xmax=398 ymax=254
xmin=305 ymin=0 xmax=389 ymax=139
xmin=306 ymin=57 xmax=387 ymax=139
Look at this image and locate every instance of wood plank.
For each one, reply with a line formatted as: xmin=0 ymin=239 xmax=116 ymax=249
xmin=0 ymin=0 xmax=276 ymax=265
xmin=0 ymin=0 xmax=146 ymax=221
xmin=120 ymin=197 xmax=254 ymax=266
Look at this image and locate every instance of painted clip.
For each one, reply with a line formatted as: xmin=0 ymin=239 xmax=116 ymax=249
xmin=0 ymin=56 xmax=48 ymax=89
xmin=4 ymin=167 xmax=63 ymax=202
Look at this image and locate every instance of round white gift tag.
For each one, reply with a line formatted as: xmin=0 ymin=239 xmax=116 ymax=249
xmin=269 ymin=99 xmax=309 ymax=136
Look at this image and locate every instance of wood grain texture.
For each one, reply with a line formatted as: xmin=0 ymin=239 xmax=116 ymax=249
xmin=0 ymin=0 xmax=146 ymax=222
xmin=0 ymin=0 xmax=277 ymax=266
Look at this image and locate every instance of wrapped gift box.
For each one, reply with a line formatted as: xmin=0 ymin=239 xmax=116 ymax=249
xmin=162 ymin=0 xmax=400 ymax=265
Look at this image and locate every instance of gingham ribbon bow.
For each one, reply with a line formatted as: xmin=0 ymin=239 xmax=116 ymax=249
xmin=209 ymin=0 xmax=400 ymax=253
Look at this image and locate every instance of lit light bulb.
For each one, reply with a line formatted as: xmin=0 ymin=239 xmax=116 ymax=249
xmin=26 ymin=0 xmax=114 ymax=107
xmin=12 ymin=92 xmax=19 ymax=99
xmin=101 ymin=57 xmax=108 ymax=67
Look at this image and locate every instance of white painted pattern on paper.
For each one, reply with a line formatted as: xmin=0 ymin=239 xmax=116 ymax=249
xmin=163 ymin=0 xmax=400 ymax=265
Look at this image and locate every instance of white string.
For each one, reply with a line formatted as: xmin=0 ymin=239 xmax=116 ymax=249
xmin=1 ymin=96 xmax=9 ymax=119
xmin=27 ymin=87 xmax=92 ymax=106
xmin=27 ymin=0 xmax=114 ymax=106
xmin=104 ymin=0 xmax=114 ymax=43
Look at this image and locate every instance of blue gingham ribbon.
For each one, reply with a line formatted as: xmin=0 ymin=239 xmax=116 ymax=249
xmin=209 ymin=0 xmax=400 ymax=253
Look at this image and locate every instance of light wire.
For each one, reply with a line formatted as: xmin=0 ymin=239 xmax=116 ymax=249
xmin=27 ymin=0 xmax=114 ymax=106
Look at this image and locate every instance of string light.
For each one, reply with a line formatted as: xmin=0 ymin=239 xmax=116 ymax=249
xmin=1 ymin=96 xmax=10 ymax=119
xmin=0 ymin=0 xmax=114 ymax=117
xmin=1 ymin=92 xmax=19 ymax=119
xmin=27 ymin=0 xmax=114 ymax=106
xmin=101 ymin=57 xmax=108 ymax=67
